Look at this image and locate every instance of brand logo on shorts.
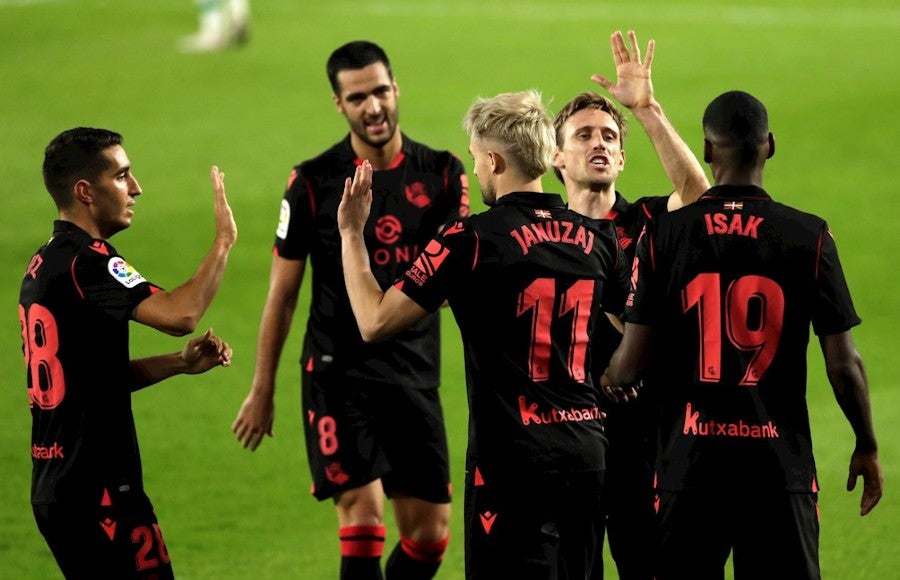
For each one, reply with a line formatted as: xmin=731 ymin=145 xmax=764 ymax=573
xmin=325 ymin=462 xmax=350 ymax=486
xmin=479 ymin=511 xmax=497 ymax=534
xmin=99 ymin=517 xmax=117 ymax=541
xmin=107 ymin=257 xmax=145 ymax=288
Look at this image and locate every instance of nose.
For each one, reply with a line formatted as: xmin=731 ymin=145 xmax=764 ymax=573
xmin=366 ymin=94 xmax=382 ymax=114
xmin=129 ymin=175 xmax=142 ymax=196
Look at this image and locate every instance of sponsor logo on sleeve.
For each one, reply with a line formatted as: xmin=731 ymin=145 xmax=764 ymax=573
xmin=107 ymin=257 xmax=145 ymax=288
xmin=276 ymin=199 xmax=291 ymax=239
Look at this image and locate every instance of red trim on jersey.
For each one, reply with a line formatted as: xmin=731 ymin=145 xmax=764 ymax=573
xmin=388 ymin=152 xmax=406 ymax=169
xmin=89 ymin=241 xmax=109 ymax=256
xmin=70 ymin=256 xmax=84 ymax=299
xmin=305 ymin=180 xmax=317 ymax=219
xmin=605 ymin=208 xmax=619 ymax=220
xmin=286 ymin=169 xmax=298 ymax=190
xmin=640 ymin=202 xmax=653 ymax=220
xmin=472 ymin=231 xmax=480 ymax=271
xmin=355 ymin=152 xmax=406 ymax=170
xmin=814 ymin=232 xmax=823 ymax=280
xmin=339 ymin=524 xmax=386 ymax=557
xmin=400 ymin=534 xmax=449 ymax=563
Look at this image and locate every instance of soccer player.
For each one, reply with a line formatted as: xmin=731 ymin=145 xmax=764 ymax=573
xmin=179 ymin=0 xmax=250 ymax=52
xmin=605 ymin=90 xmax=883 ymax=579
xmin=231 ymin=41 xmax=468 ymax=580
xmin=552 ymin=30 xmax=709 ymax=580
xmin=338 ymin=90 xmax=629 ymax=579
xmin=20 ymin=127 xmax=237 ymax=578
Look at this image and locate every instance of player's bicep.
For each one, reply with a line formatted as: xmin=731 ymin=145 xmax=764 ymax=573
xmin=132 ymin=290 xmax=194 ymax=336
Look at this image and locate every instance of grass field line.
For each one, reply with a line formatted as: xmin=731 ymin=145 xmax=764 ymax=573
xmin=321 ymin=2 xmax=900 ymax=29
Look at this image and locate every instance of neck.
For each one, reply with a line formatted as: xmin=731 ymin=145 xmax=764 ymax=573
xmin=351 ymin=131 xmax=403 ymax=171
xmin=565 ymin=183 xmax=616 ymax=219
xmin=712 ymin=166 xmax=764 ymax=187
xmin=494 ymin=176 xmax=544 ymax=201
xmin=59 ymin=211 xmax=106 ymax=240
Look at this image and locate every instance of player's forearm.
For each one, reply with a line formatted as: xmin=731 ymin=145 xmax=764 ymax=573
xmin=340 ymin=231 xmax=389 ymax=342
xmin=828 ymin=353 xmax=879 ymax=453
xmin=250 ymin=297 xmax=297 ymax=396
xmin=631 ymin=100 xmax=709 ymax=208
xmin=605 ymin=322 xmax=651 ymax=388
xmin=129 ymin=352 xmax=188 ymax=391
xmin=157 ymin=240 xmax=234 ymax=335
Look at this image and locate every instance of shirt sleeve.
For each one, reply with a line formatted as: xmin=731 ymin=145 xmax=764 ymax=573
xmin=811 ymin=223 xmax=862 ymax=336
xmin=274 ymin=167 xmax=314 ymax=260
xmin=601 ymin=227 xmax=630 ymax=316
xmin=396 ymin=218 xmax=474 ymax=312
xmin=623 ymin=222 xmax=661 ymax=325
xmin=73 ymin=251 xmax=157 ymax=322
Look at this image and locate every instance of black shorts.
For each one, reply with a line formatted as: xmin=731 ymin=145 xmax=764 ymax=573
xmin=302 ymin=369 xmax=452 ymax=503
xmin=656 ymin=488 xmax=819 ymax=579
xmin=33 ymin=488 xmax=174 ymax=579
xmin=464 ymin=466 xmax=605 ymax=580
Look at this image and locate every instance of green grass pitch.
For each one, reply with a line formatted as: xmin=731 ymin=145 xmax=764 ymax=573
xmin=1 ymin=1 xmax=898 ymax=578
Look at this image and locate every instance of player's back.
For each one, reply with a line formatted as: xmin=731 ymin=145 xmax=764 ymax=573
xmin=639 ymin=184 xmax=860 ymax=491
xmin=20 ymin=223 xmax=143 ymax=504
xmin=446 ymin=192 xmax=628 ymax=475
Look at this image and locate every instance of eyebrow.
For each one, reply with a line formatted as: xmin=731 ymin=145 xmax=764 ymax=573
xmin=344 ymin=84 xmax=392 ymax=101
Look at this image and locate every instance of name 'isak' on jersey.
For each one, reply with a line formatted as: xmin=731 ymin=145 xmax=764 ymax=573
xmin=509 ymin=220 xmax=595 ymax=256
xmin=704 ymin=212 xmax=765 ymax=239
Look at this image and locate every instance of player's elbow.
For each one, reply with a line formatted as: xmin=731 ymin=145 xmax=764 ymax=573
xmin=358 ymin=320 xmax=394 ymax=343
xmin=161 ymin=315 xmax=200 ymax=337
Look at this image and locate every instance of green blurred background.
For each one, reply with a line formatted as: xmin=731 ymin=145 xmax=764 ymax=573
xmin=1 ymin=1 xmax=897 ymax=577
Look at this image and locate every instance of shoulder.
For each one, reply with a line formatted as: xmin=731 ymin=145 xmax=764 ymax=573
xmin=631 ymin=195 xmax=670 ymax=218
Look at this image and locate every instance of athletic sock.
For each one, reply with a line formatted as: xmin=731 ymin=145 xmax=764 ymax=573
xmin=339 ymin=524 xmax=386 ymax=580
xmin=384 ymin=534 xmax=449 ymax=580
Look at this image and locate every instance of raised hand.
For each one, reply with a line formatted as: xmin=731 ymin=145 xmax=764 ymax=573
xmin=210 ymin=166 xmax=238 ymax=248
xmin=591 ymin=30 xmax=655 ymax=110
xmin=337 ymin=160 xmax=374 ymax=235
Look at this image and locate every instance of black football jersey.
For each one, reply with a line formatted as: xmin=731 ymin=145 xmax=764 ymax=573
xmin=19 ymin=221 xmax=159 ymax=504
xmin=276 ymin=134 xmax=469 ymax=388
xmin=591 ymin=192 xmax=670 ymax=372
xmin=398 ymin=192 xmax=629 ymax=475
xmin=626 ymin=185 xmax=861 ymax=491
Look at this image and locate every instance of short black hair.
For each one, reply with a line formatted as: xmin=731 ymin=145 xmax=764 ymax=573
xmin=43 ymin=127 xmax=122 ymax=208
xmin=702 ymin=90 xmax=769 ymax=165
xmin=326 ymin=40 xmax=392 ymax=94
